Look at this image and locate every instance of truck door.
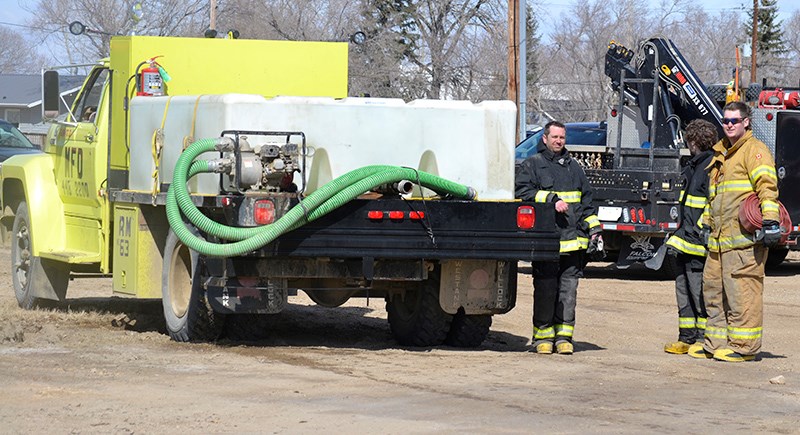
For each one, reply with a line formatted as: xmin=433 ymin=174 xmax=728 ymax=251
xmin=52 ymin=66 xmax=109 ymax=256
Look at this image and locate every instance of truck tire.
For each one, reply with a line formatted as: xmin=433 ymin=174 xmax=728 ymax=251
xmin=162 ymin=228 xmax=224 ymax=342
xmin=766 ymin=248 xmax=789 ymax=269
xmin=11 ymin=201 xmax=69 ymax=309
xmin=386 ymin=273 xmax=452 ymax=347
xmin=445 ymin=310 xmax=492 ymax=348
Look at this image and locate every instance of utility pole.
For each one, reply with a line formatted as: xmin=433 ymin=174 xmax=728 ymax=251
xmin=750 ymin=0 xmax=758 ymax=83
xmin=210 ymin=0 xmax=217 ymax=31
xmin=507 ymin=0 xmax=520 ymax=142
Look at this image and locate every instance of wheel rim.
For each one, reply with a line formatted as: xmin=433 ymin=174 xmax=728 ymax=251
xmin=13 ymin=221 xmax=31 ymax=292
xmin=168 ymin=243 xmax=192 ymax=318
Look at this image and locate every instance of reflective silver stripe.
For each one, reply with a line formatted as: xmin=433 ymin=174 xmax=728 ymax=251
xmin=685 ymin=194 xmax=706 ymax=209
xmin=560 ymin=238 xmax=588 ymax=253
xmin=584 ymin=215 xmax=600 ymax=228
xmin=534 ymin=326 xmax=555 ymax=339
xmin=712 ymin=180 xmax=754 ymax=194
xmin=555 ymin=324 xmax=574 ymax=337
xmin=728 ymin=326 xmax=762 ymax=340
xmin=678 ymin=317 xmax=696 ymax=328
xmin=535 ymin=190 xmax=551 ymax=203
xmin=750 ymin=164 xmax=777 ymax=182
xmin=708 ymin=233 xmax=755 ymax=251
xmin=556 ymin=191 xmax=582 ymax=203
xmin=666 ymin=235 xmax=707 ymax=256
xmin=704 ymin=326 xmax=727 ymax=339
xmin=696 ymin=318 xmax=707 ymax=329
xmin=762 ymin=200 xmax=780 ymax=214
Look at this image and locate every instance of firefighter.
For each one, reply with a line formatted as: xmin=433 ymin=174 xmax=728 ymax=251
xmin=515 ymin=121 xmax=601 ymax=355
xmin=663 ymin=119 xmax=717 ymax=354
xmin=688 ymin=101 xmax=781 ymax=362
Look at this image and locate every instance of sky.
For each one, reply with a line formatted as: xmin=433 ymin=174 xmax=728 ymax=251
xmin=1 ymin=0 xmax=799 ymax=60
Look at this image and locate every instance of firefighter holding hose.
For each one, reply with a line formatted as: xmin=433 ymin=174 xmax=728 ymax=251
xmin=689 ymin=102 xmax=781 ymax=362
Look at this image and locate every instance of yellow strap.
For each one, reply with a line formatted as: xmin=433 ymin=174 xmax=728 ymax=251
xmin=152 ymin=97 xmax=173 ymax=202
xmin=184 ymin=94 xmax=205 ymax=150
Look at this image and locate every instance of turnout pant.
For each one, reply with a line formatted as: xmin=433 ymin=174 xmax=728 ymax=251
xmin=675 ymin=253 xmax=707 ymax=344
xmin=532 ymin=251 xmax=584 ymax=345
xmin=702 ymin=245 xmax=767 ymax=355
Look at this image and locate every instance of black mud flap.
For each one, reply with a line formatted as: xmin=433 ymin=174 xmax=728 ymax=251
xmin=616 ymin=235 xmax=667 ymax=270
xmin=206 ymin=277 xmax=288 ymax=314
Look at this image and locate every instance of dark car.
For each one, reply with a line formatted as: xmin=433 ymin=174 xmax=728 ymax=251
xmin=515 ymin=121 xmax=607 ymax=164
xmin=0 ymin=119 xmax=42 ymax=164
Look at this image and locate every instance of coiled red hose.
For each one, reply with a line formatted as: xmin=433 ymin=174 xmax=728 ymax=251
xmin=738 ymin=193 xmax=793 ymax=243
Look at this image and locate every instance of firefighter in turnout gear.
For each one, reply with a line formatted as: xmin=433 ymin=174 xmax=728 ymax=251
xmin=515 ymin=121 xmax=601 ymax=355
xmin=663 ymin=119 xmax=716 ymax=354
xmin=688 ymin=102 xmax=780 ymax=363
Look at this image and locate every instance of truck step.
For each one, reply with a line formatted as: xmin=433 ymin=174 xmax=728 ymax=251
xmin=39 ymin=250 xmax=101 ymax=264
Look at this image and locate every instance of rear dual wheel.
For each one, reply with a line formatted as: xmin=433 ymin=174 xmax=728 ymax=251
xmin=161 ymin=228 xmax=224 ymax=342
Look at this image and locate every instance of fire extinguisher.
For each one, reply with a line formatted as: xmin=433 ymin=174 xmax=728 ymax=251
xmin=136 ymin=56 xmax=170 ymax=96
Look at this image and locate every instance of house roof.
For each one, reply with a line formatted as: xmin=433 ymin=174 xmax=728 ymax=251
xmin=0 ymin=74 xmax=85 ymax=108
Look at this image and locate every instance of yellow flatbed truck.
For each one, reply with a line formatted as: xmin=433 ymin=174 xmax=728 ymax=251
xmin=1 ymin=36 xmax=558 ymax=347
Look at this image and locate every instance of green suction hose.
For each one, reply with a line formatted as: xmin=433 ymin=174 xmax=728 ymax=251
xmin=166 ymin=137 xmax=476 ymax=257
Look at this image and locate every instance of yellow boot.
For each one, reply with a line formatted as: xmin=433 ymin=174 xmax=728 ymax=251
xmin=556 ymin=342 xmax=574 ymax=355
xmin=535 ymin=342 xmax=553 ymax=354
xmin=688 ymin=343 xmax=713 ymax=359
xmin=664 ymin=341 xmax=691 ymax=354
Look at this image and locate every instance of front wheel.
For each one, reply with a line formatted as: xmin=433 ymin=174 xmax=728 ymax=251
xmin=386 ymin=270 xmax=452 ymax=347
xmin=11 ymin=201 xmax=69 ymax=309
xmin=161 ymin=228 xmax=224 ymax=342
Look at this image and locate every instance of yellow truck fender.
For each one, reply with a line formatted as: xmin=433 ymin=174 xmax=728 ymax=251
xmin=1 ymin=153 xmax=66 ymax=256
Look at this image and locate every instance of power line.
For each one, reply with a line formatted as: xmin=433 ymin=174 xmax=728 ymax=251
xmin=0 ymin=20 xmax=64 ymax=33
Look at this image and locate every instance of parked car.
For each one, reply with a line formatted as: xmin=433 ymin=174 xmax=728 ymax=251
xmin=0 ymin=119 xmax=42 ymax=165
xmin=515 ymin=121 xmax=607 ymax=165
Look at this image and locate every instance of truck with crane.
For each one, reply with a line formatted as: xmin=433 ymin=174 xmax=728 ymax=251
xmin=561 ymin=37 xmax=795 ymax=273
xmin=0 ymin=36 xmax=560 ymax=347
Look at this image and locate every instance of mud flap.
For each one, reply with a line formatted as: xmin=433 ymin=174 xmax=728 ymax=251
xmin=439 ymin=260 xmax=515 ymax=315
xmin=206 ymin=277 xmax=288 ymax=314
xmin=616 ymin=235 xmax=667 ymax=270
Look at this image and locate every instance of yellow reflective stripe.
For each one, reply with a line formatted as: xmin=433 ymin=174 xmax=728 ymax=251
xmin=696 ymin=318 xmax=707 ymax=329
xmin=535 ymin=190 xmax=552 ymax=203
xmin=705 ymin=326 xmax=727 ymax=339
xmin=679 ymin=190 xmax=685 ymax=201
xmin=678 ymin=317 xmax=696 ymax=328
xmin=584 ymin=215 xmax=600 ymax=228
xmin=560 ymin=238 xmax=582 ymax=253
xmin=750 ymin=165 xmax=777 ymax=183
xmin=685 ymin=194 xmax=707 ymax=209
xmin=534 ymin=326 xmax=555 ymax=339
xmin=555 ymin=324 xmax=574 ymax=337
xmin=712 ymin=180 xmax=754 ymax=193
xmin=708 ymin=234 xmax=755 ymax=251
xmin=762 ymin=200 xmax=780 ymax=214
xmin=666 ymin=235 xmax=707 ymax=256
xmin=709 ymin=185 xmax=716 ymax=196
xmin=728 ymin=326 xmax=762 ymax=340
xmin=556 ymin=190 xmax=582 ymax=203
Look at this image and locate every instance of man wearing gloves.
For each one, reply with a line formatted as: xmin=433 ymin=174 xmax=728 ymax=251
xmin=689 ymin=102 xmax=781 ymax=362
xmin=663 ymin=119 xmax=716 ymax=354
xmin=515 ymin=121 xmax=602 ymax=355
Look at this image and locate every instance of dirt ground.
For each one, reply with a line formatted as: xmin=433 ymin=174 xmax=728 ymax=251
xmin=1 ymin=248 xmax=799 ymax=434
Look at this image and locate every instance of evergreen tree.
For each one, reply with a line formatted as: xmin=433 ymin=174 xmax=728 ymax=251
xmin=745 ymin=0 xmax=786 ymax=57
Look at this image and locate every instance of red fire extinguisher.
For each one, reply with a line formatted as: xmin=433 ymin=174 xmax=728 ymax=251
xmin=137 ymin=56 xmax=170 ymax=96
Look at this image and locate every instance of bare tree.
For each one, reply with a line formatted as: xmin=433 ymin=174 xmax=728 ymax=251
xmin=28 ymin=0 xmax=208 ymax=64
xmin=0 ymin=26 xmax=48 ymax=73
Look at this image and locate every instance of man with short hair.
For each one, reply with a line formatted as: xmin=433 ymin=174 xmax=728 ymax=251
xmin=689 ymin=102 xmax=781 ymax=362
xmin=515 ymin=121 xmax=601 ymax=355
xmin=663 ymin=119 xmax=716 ymax=354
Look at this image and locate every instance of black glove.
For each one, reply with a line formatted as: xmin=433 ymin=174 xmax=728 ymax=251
xmin=586 ymin=234 xmax=606 ymax=260
xmin=700 ymin=225 xmax=710 ymax=247
xmin=762 ymin=220 xmax=782 ymax=248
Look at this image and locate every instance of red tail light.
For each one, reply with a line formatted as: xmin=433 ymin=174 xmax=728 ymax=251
xmin=409 ymin=211 xmax=425 ymax=220
xmin=638 ymin=208 xmax=645 ymax=224
xmin=367 ymin=210 xmax=384 ymax=220
xmin=517 ymin=206 xmax=535 ymax=229
xmin=388 ymin=211 xmax=404 ymax=220
xmin=254 ymin=199 xmax=275 ymax=225
xmin=630 ymin=208 xmax=637 ymax=223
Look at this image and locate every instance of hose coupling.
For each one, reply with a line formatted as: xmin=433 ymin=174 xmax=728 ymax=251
xmin=207 ymin=158 xmax=234 ymax=174
xmin=214 ymin=137 xmax=236 ymax=152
